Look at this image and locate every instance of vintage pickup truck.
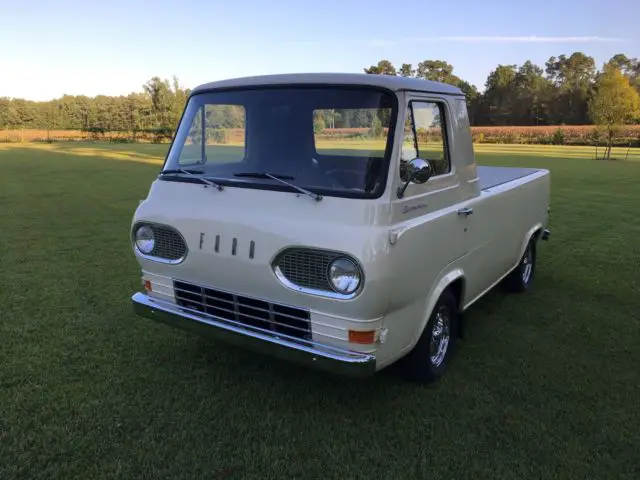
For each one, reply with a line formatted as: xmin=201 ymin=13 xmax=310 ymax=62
xmin=130 ymin=73 xmax=550 ymax=383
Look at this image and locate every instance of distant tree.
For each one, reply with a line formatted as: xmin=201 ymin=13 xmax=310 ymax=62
xmin=142 ymin=76 xmax=189 ymax=135
xmin=478 ymin=64 xmax=518 ymax=125
xmin=0 ymin=97 xmax=10 ymax=129
xmin=143 ymin=77 xmax=171 ymax=128
xmin=313 ymin=111 xmax=326 ymax=133
xmin=545 ymin=52 xmax=596 ymax=124
xmin=44 ymin=100 xmax=62 ymax=141
xmin=322 ymin=109 xmax=341 ymax=129
xmin=363 ymin=60 xmax=397 ymax=75
xmin=399 ymin=63 xmax=415 ymax=77
xmin=363 ymin=59 xmax=479 ymax=113
xmin=125 ymin=93 xmax=150 ymax=140
xmin=416 ymin=60 xmax=455 ymax=83
xmin=456 ymin=80 xmax=479 ymax=110
xmin=171 ymin=76 xmax=189 ymax=127
xmin=609 ymin=54 xmax=639 ymax=76
xmin=368 ymin=115 xmax=383 ymax=138
xmin=588 ymin=64 xmax=640 ymax=159
xmin=608 ymin=53 xmax=640 ymax=94
xmin=513 ymin=61 xmax=553 ymax=125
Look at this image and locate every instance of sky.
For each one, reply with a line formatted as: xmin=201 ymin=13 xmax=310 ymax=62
xmin=1 ymin=0 xmax=638 ymax=101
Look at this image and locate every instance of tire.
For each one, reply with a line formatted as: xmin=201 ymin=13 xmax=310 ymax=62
xmin=502 ymin=236 xmax=537 ymax=293
xmin=399 ymin=288 xmax=459 ymax=384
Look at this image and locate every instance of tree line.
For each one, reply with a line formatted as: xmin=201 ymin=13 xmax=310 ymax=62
xmin=0 ymin=76 xmax=189 ymax=140
xmin=363 ymin=52 xmax=640 ymax=127
xmin=1 ymin=51 xmax=639 ymax=144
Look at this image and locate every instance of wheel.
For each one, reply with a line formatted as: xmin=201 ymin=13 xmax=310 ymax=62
xmin=399 ymin=288 xmax=459 ymax=384
xmin=502 ymin=237 xmax=537 ymax=293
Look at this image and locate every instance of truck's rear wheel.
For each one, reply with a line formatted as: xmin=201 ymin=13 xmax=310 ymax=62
xmin=400 ymin=289 xmax=458 ymax=384
xmin=502 ymin=237 xmax=537 ymax=293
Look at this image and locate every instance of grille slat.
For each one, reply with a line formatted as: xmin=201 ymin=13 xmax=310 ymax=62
xmin=174 ymin=280 xmax=311 ymax=340
xmin=151 ymin=225 xmax=187 ymax=260
xmin=276 ymin=249 xmax=341 ymax=292
xmin=173 ymin=286 xmax=310 ymax=323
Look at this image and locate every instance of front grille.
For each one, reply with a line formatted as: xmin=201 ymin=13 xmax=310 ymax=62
xmin=174 ymin=280 xmax=311 ymax=340
xmin=276 ymin=249 xmax=340 ymax=292
xmin=151 ymin=226 xmax=186 ymax=260
xmin=135 ymin=223 xmax=187 ymax=262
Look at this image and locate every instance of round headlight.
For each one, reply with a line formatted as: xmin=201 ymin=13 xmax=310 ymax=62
xmin=135 ymin=225 xmax=155 ymax=254
xmin=328 ymin=257 xmax=361 ymax=294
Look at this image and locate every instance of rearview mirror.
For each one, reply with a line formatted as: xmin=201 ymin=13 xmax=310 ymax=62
xmin=397 ymin=158 xmax=433 ymax=198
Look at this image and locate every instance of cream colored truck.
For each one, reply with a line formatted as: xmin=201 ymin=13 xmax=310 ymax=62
xmin=130 ymin=73 xmax=551 ymax=383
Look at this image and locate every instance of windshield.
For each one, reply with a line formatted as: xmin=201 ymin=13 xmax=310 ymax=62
xmin=163 ymin=86 xmax=397 ymax=198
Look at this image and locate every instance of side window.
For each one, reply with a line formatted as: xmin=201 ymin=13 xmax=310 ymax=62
xmin=400 ymin=101 xmax=450 ymax=179
xmin=179 ymin=104 xmax=246 ymax=165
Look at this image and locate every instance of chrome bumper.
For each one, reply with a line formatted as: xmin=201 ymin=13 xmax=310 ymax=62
xmin=131 ymin=292 xmax=377 ymax=377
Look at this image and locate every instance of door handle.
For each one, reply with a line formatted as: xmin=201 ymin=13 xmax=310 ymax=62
xmin=457 ymin=207 xmax=474 ymax=216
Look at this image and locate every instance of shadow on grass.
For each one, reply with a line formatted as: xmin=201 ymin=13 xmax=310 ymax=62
xmin=0 ymin=141 xmax=169 ymax=166
xmin=2 ymin=142 xmax=638 ymax=174
xmin=141 ymin=281 xmax=516 ymax=408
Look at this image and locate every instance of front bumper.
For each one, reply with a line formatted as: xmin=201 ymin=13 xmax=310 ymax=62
xmin=131 ymin=292 xmax=377 ymax=377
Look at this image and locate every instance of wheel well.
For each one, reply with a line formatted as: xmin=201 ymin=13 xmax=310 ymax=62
xmin=532 ymin=227 xmax=543 ymax=241
xmin=448 ymin=278 xmax=465 ymax=313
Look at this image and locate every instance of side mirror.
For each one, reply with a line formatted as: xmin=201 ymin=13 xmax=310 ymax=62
xmin=397 ymin=158 xmax=433 ymax=198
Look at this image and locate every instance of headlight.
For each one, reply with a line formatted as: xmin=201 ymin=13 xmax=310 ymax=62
xmin=328 ymin=257 xmax=361 ymax=294
xmin=135 ymin=225 xmax=155 ymax=254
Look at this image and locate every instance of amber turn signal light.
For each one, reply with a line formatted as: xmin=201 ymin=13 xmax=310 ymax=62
xmin=348 ymin=330 xmax=376 ymax=344
xmin=143 ymin=280 xmax=152 ymax=291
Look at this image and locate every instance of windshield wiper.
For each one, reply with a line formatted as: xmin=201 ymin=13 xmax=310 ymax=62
xmin=161 ymin=168 xmax=205 ymax=174
xmin=233 ymin=172 xmax=322 ymax=202
xmin=160 ymin=168 xmax=224 ymax=191
xmin=234 ymin=172 xmax=294 ymax=180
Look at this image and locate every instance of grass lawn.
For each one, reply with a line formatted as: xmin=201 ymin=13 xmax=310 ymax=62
xmin=1 ymin=142 xmax=638 ymax=479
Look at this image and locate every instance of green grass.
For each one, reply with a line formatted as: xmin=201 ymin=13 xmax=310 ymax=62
xmin=1 ymin=142 xmax=639 ymax=479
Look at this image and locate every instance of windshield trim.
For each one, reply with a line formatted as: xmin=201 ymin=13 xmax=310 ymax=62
xmin=160 ymin=84 xmax=399 ymax=200
xmin=158 ymin=175 xmax=388 ymax=199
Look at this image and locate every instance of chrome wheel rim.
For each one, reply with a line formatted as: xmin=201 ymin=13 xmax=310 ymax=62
xmin=522 ymin=247 xmax=533 ymax=284
xmin=430 ymin=307 xmax=450 ymax=367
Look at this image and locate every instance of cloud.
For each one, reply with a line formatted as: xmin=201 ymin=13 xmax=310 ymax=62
xmin=366 ymin=35 xmax=624 ymax=46
xmin=430 ymin=36 xmax=623 ymax=43
xmin=286 ymin=36 xmax=624 ymax=49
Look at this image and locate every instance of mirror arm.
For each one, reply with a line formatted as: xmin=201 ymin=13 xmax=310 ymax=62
xmin=397 ymin=174 xmax=414 ymax=199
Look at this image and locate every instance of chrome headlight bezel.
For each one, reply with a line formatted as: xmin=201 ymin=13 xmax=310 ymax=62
xmin=130 ymin=221 xmax=188 ymax=265
xmin=272 ymin=247 xmax=365 ymax=300
xmin=134 ymin=224 xmax=155 ymax=254
xmin=327 ymin=257 xmax=362 ymax=295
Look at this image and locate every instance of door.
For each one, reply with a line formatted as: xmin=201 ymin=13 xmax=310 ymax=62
xmin=390 ymin=96 xmax=470 ymax=289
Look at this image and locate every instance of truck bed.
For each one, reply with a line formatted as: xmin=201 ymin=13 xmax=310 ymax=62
xmin=477 ymin=166 xmax=542 ymax=191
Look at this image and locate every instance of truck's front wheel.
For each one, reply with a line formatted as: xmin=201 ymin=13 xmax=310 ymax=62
xmin=400 ymin=289 xmax=459 ymax=384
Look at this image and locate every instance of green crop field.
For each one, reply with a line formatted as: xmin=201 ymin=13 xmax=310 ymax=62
xmin=1 ymin=142 xmax=639 ymax=479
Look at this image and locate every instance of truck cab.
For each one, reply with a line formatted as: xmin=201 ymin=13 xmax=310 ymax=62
xmin=130 ymin=73 xmax=550 ymax=383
